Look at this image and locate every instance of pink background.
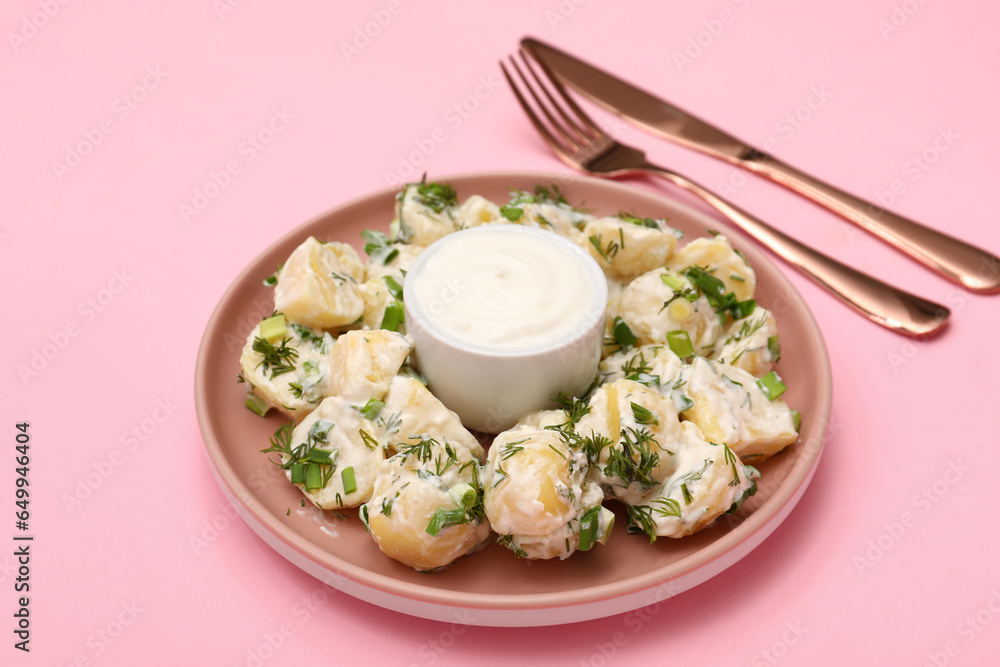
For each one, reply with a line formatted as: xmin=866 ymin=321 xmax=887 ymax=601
xmin=4 ymin=0 xmax=1000 ymax=664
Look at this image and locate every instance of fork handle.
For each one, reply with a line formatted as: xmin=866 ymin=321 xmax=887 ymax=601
xmin=642 ymin=164 xmax=950 ymax=336
xmin=738 ymin=151 xmax=1000 ymax=294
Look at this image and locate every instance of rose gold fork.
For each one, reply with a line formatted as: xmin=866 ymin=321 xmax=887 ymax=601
xmin=500 ymin=50 xmax=949 ymax=336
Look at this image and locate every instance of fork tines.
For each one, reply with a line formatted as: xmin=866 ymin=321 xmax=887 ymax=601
xmin=501 ymin=50 xmax=610 ymax=167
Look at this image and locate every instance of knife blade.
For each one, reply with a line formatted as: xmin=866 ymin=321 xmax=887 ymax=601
xmin=521 ymin=36 xmax=1000 ymax=294
xmin=521 ymin=37 xmax=754 ymax=164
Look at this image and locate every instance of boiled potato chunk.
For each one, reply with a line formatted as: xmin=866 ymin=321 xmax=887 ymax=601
xmin=513 ymin=409 xmax=569 ymax=430
xmin=392 ymin=180 xmax=458 ymax=246
xmin=582 ymin=215 xmax=678 ymax=280
xmin=629 ymin=422 xmax=758 ymax=539
xmin=274 ymin=237 xmax=365 ymax=330
xmin=665 ymin=234 xmax=756 ymax=301
xmin=362 ymin=242 xmax=424 ymax=284
xmin=363 ymin=438 xmax=489 ymax=571
xmin=280 ymin=395 xmax=385 ymax=509
xmin=239 ymin=318 xmax=334 ymax=422
xmin=484 ymin=428 xmax=609 ymax=560
xmin=679 ymin=356 xmax=798 ymax=462
xmin=711 ymin=308 xmax=780 ymax=377
xmin=491 ymin=187 xmax=592 ymax=244
xmin=358 ymin=278 xmax=396 ymax=332
xmin=381 ymin=375 xmax=484 ymax=460
xmin=508 ymin=201 xmax=589 ymax=245
xmin=610 ymin=268 xmax=721 ymax=354
xmin=327 ymin=329 xmax=412 ymax=403
xmin=599 ymin=344 xmax=684 ymax=394
xmin=453 ymin=194 xmax=502 ymax=229
xmin=574 ymin=380 xmax=684 ymax=500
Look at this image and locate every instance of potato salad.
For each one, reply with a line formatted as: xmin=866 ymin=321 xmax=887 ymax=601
xmin=238 ymin=177 xmax=800 ymax=571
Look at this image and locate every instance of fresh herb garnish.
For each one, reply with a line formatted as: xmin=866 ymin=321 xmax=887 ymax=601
xmin=611 ymin=316 xmax=638 ymax=351
xmin=499 ymin=204 xmax=523 ymax=221
xmin=397 ymin=437 xmax=461 ymax=476
xmin=580 ymin=432 xmax=614 ymax=465
xmin=358 ymin=398 xmax=385 ymax=421
xmin=551 ymin=392 xmax=592 ymax=427
xmin=289 ymin=323 xmax=328 ymax=350
xmin=625 ymin=504 xmax=657 ymax=543
xmin=413 ymin=176 xmax=458 ymax=213
xmin=603 ymin=427 xmax=661 ymax=488
xmin=722 ymin=445 xmax=743 ymax=487
xmin=630 ymin=402 xmax=659 ymax=426
xmin=767 ymin=335 xmax=782 ymax=362
xmin=588 ymin=233 xmax=620 ymax=264
xmin=358 ymin=429 xmax=380 ymax=451
xmin=252 ymin=336 xmax=299 ymax=378
xmin=260 ymin=421 xmax=336 ymax=492
xmin=360 ymin=229 xmax=400 ymax=265
xmin=617 ymin=211 xmax=662 ymax=228
xmin=263 ymin=264 xmax=283 ymax=286
xmin=497 ymin=534 xmax=528 ymax=558
xmin=681 ymin=266 xmax=756 ymax=323
xmin=652 ymin=496 xmax=681 ymax=518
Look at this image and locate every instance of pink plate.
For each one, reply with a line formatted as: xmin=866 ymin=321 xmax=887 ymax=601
xmin=194 ymin=171 xmax=832 ymax=626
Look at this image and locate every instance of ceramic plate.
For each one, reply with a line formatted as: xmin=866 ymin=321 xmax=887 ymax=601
xmin=194 ymin=171 xmax=832 ymax=626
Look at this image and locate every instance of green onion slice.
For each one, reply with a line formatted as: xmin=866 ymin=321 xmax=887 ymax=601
xmin=341 ymin=467 xmax=357 ymax=495
xmin=425 ymin=508 xmax=468 ymax=536
xmin=767 ymin=335 xmax=782 ymax=362
xmin=660 ymin=273 xmax=686 ymax=291
xmin=359 ymin=398 xmax=385 ymax=421
xmin=304 ymin=463 xmax=324 ymax=491
xmin=447 ymin=483 xmax=476 ymax=511
xmin=731 ymin=299 xmax=756 ymax=320
xmin=666 ymin=330 xmax=695 ymax=358
xmin=258 ymin=314 xmax=287 ymax=342
xmin=244 ymin=393 xmax=271 ymax=417
xmin=597 ymin=507 xmax=615 ymax=545
xmin=756 ymin=371 xmax=787 ymax=401
xmin=383 ymin=275 xmax=404 ymax=300
xmin=381 ymin=302 xmax=404 ymax=332
xmin=305 ymin=448 xmax=333 ymax=465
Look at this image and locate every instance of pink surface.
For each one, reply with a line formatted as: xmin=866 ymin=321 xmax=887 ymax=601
xmin=3 ymin=1 xmax=999 ymax=665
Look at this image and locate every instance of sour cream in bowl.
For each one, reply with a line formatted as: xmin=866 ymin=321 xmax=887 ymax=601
xmin=404 ymin=225 xmax=608 ymax=433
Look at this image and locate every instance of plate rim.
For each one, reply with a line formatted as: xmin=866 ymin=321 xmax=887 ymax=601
xmin=194 ymin=169 xmax=832 ymax=621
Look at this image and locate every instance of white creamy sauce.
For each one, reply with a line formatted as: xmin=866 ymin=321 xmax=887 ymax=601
xmin=410 ymin=228 xmax=601 ymax=349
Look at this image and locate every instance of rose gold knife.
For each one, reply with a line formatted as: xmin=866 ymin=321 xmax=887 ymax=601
xmin=522 ymin=37 xmax=1000 ymax=294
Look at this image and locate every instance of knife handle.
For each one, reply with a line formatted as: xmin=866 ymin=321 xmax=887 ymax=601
xmin=643 ymin=164 xmax=950 ymax=336
xmin=738 ymin=151 xmax=1000 ymax=293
